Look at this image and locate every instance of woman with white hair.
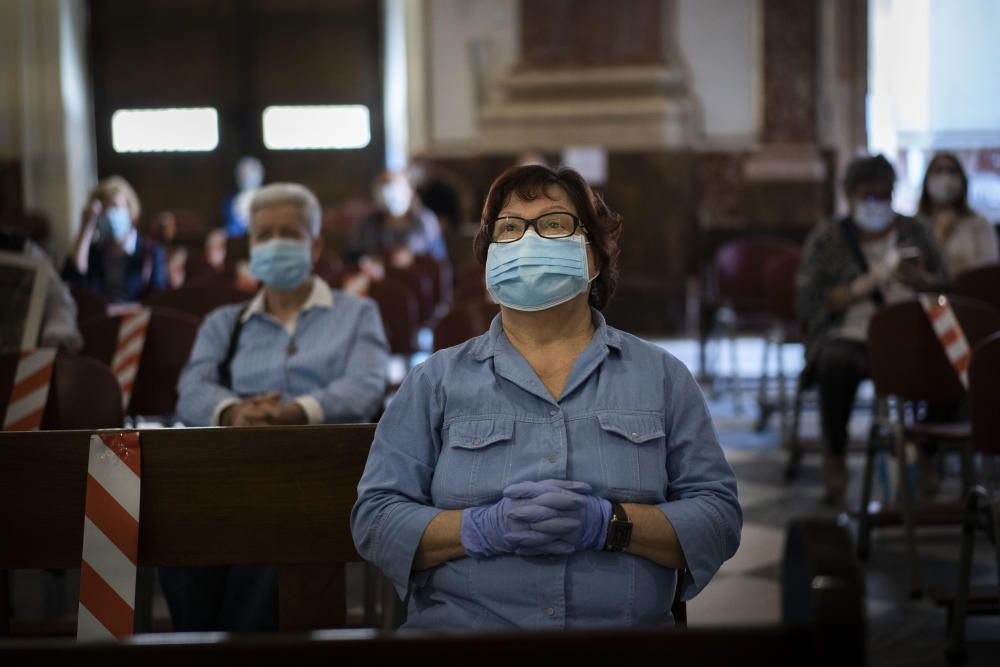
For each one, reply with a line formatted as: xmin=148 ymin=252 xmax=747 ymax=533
xmin=164 ymin=182 xmax=390 ymax=632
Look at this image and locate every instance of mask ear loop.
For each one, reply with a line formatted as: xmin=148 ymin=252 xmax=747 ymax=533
xmin=583 ymin=240 xmax=600 ymax=284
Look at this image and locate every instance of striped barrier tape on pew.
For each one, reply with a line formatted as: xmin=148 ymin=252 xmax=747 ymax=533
xmin=920 ymin=294 xmax=970 ymax=390
xmin=77 ymin=432 xmax=142 ymax=641
xmin=2 ymin=348 xmax=56 ymax=431
xmin=112 ymin=308 xmax=151 ymax=411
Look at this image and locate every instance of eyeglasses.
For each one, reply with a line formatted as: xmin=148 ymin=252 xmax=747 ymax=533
xmin=490 ymin=212 xmax=586 ymax=243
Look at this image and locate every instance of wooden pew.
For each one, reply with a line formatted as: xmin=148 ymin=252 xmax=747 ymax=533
xmin=0 ymin=425 xmax=376 ymax=634
xmin=2 ymin=427 xmax=866 ymax=666
xmin=0 ymin=626 xmax=836 ymax=666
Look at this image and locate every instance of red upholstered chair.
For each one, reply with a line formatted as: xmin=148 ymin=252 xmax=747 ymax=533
xmin=433 ymin=300 xmax=499 ymax=351
xmin=79 ymin=307 xmax=200 ymax=418
xmin=954 ymin=264 xmax=1000 ymax=315
xmin=701 ymin=237 xmax=801 ymax=408
xmin=0 ymin=351 xmax=123 ymax=430
xmin=947 ymin=331 xmax=1000 ymax=664
xmin=369 ymin=278 xmax=419 ymax=356
xmin=857 ymin=296 xmax=1000 ymax=596
xmin=412 ymin=254 xmax=453 ymax=316
xmin=384 ymin=263 xmax=435 ymax=326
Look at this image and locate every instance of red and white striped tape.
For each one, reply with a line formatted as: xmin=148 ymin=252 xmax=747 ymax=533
xmin=77 ymin=432 xmax=142 ymax=641
xmin=920 ymin=294 xmax=971 ymax=389
xmin=112 ymin=308 xmax=150 ymax=411
xmin=2 ymin=348 xmax=56 ymax=431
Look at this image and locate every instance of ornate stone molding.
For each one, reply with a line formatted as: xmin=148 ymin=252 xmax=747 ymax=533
xmin=477 ymin=0 xmax=697 ymax=151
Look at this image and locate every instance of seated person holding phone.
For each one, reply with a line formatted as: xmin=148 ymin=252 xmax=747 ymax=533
xmin=796 ymin=154 xmax=948 ymax=505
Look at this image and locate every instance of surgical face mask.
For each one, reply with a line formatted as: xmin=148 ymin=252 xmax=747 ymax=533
xmin=99 ymin=206 xmax=133 ymax=241
xmin=853 ymin=199 xmax=895 ymax=233
xmin=249 ymin=238 xmax=312 ymax=290
xmin=485 ymin=229 xmax=595 ymax=312
xmin=380 ymin=180 xmax=413 ymax=218
xmin=926 ymin=173 xmax=963 ymax=205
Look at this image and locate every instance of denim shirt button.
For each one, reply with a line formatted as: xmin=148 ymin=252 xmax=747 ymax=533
xmin=472 ymin=437 xmax=482 ymax=445
xmin=630 ymin=432 xmax=639 ymax=440
xmin=548 ymin=455 xmax=556 ymax=464
xmin=549 ymin=409 xmax=558 ymax=416
xmin=545 ymin=607 xmax=555 ymax=617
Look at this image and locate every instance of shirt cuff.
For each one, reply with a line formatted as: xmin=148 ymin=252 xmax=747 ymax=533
xmin=295 ymin=395 xmax=325 ymax=425
xmin=211 ymin=398 xmax=241 ymax=426
xmin=657 ymin=499 xmax=727 ymax=601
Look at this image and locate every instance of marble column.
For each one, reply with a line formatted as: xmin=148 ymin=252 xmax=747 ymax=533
xmin=478 ymin=0 xmax=696 ymax=151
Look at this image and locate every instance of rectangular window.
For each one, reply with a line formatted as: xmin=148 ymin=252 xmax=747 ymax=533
xmin=262 ymin=105 xmax=371 ymax=150
xmin=111 ymin=108 xmax=219 ymax=153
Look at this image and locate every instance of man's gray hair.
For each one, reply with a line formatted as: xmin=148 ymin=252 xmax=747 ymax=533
xmin=250 ymin=182 xmax=321 ymax=237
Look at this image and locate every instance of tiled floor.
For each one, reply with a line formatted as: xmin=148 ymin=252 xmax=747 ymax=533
xmin=662 ymin=336 xmax=1000 ymax=666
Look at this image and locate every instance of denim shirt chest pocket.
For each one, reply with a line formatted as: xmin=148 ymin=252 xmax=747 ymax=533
xmin=594 ymin=412 xmax=667 ymax=503
xmin=432 ymin=416 xmax=516 ymax=508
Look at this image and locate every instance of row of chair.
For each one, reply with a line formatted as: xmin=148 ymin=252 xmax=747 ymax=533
xmin=1 ymin=424 xmax=864 ymax=667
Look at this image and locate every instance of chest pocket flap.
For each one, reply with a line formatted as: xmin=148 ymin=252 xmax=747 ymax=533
xmin=447 ymin=417 xmax=514 ymax=450
xmin=597 ymin=412 xmax=665 ymax=444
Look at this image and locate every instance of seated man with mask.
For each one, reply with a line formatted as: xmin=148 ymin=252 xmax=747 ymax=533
xmin=164 ymin=183 xmax=389 ymax=632
xmin=796 ymin=154 xmax=948 ymax=506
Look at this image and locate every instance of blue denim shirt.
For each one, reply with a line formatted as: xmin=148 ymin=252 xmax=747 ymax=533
xmin=175 ymin=286 xmax=388 ymax=425
xmin=351 ymin=310 xmax=741 ymax=630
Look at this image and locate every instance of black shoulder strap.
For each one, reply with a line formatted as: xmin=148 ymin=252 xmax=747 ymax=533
xmin=218 ymin=302 xmax=251 ymax=390
xmin=840 ymin=217 xmax=884 ymax=306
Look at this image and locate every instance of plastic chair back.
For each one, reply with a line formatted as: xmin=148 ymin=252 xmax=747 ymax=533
xmin=867 ymin=296 xmax=1000 ymax=404
xmin=970 ymin=331 xmax=1000 ymax=456
xmin=79 ymin=306 xmax=200 ymax=417
xmin=69 ymin=286 xmax=108 ymax=326
xmin=954 ymin=264 xmax=1000 ymax=316
xmin=0 ymin=351 xmax=123 ymax=429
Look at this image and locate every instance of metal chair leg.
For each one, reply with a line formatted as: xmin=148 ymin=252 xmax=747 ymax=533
xmin=857 ymin=421 xmax=879 ymax=561
xmin=947 ymin=489 xmax=982 ymax=665
xmin=894 ymin=421 xmax=923 ymax=598
xmin=783 ymin=373 xmax=806 ymax=483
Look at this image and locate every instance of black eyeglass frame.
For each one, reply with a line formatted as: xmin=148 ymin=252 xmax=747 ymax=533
xmin=489 ymin=211 xmax=588 ymax=243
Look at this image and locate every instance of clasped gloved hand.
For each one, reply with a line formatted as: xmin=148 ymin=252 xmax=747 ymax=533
xmin=460 ymin=478 xmax=611 ymax=559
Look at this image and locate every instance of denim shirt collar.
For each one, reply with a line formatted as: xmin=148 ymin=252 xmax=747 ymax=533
xmin=469 ymin=308 xmax=623 ymax=405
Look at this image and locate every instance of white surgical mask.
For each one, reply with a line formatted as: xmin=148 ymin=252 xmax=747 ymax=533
xmin=926 ymin=173 xmax=963 ymax=205
xmin=853 ymin=199 xmax=895 ymax=233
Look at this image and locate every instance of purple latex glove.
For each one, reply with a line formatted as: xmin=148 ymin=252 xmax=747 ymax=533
xmin=460 ymin=479 xmax=589 ymax=559
xmin=503 ymin=479 xmax=612 ymax=555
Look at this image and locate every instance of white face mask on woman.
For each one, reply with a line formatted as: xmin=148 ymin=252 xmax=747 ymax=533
xmin=853 ymin=199 xmax=896 ymax=233
xmin=926 ymin=173 xmax=963 ymax=205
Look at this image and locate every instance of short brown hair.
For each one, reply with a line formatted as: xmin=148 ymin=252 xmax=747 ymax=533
xmin=474 ymin=165 xmax=623 ymax=310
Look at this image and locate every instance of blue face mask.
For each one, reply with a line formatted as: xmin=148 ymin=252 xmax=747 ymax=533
xmin=99 ymin=206 xmax=133 ymax=241
xmin=485 ymin=230 xmax=594 ymax=311
xmin=249 ymin=239 xmax=313 ymax=290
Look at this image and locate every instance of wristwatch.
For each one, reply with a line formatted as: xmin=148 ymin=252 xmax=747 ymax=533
xmin=603 ymin=500 xmax=633 ymax=552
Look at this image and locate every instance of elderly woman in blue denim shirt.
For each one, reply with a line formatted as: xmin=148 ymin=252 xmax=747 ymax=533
xmin=352 ymin=165 xmax=741 ymax=630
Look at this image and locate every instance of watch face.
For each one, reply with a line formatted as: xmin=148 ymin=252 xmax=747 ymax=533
xmin=606 ymin=520 xmax=633 ymax=551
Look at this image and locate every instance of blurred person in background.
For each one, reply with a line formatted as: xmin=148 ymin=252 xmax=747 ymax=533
xmin=345 ymin=170 xmax=448 ymax=265
xmin=223 ymin=156 xmax=265 ymax=238
xmin=1 ymin=226 xmax=83 ymax=351
xmin=62 ymin=176 xmax=168 ymax=303
xmin=797 ymin=154 xmax=949 ymax=505
xmin=916 ymin=152 xmax=998 ymax=278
